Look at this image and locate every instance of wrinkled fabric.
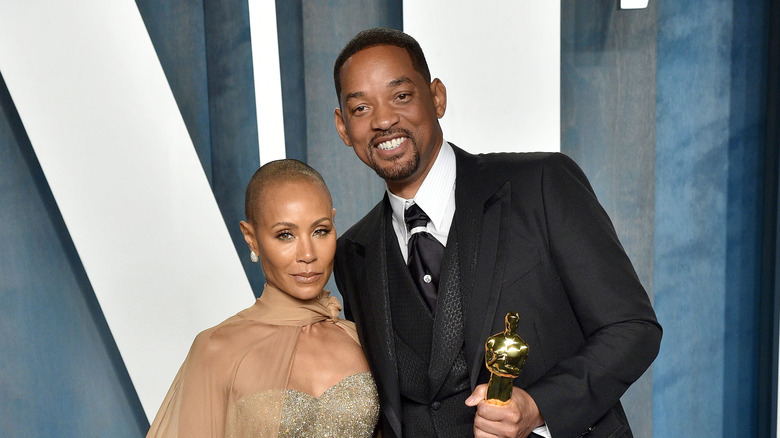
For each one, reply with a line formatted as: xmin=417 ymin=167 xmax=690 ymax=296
xmin=147 ymin=284 xmax=363 ymax=438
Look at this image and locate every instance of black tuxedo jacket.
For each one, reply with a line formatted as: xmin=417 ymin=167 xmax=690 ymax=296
xmin=335 ymin=145 xmax=662 ymax=438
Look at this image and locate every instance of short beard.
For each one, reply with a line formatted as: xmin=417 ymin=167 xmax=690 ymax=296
xmin=369 ymin=138 xmax=420 ymax=181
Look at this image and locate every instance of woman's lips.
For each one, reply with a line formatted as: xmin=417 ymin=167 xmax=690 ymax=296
xmin=291 ymin=272 xmax=322 ymax=283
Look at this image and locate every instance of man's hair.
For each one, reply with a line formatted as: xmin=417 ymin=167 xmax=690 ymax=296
xmin=244 ymin=159 xmax=331 ymax=225
xmin=333 ymin=27 xmax=431 ymax=103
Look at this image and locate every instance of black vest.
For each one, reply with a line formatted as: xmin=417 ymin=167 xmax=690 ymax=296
xmin=386 ymin=216 xmax=474 ymax=437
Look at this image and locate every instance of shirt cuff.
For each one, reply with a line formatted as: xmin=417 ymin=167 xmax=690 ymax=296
xmin=532 ymin=424 xmax=552 ymax=438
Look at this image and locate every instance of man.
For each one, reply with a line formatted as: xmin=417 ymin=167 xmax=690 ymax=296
xmin=332 ymin=28 xmax=661 ymax=438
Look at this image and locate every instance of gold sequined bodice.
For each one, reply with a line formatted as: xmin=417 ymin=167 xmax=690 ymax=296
xmin=277 ymin=372 xmax=379 ymax=437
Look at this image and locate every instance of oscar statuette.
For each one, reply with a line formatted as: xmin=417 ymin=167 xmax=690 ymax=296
xmin=484 ymin=312 xmax=528 ymax=405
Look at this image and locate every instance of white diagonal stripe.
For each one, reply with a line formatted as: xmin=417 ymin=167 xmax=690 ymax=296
xmin=248 ymin=0 xmax=286 ymax=164
xmin=0 ymin=0 xmax=254 ymax=421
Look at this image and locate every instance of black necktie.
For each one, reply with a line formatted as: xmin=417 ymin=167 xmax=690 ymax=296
xmin=405 ymin=203 xmax=445 ymax=312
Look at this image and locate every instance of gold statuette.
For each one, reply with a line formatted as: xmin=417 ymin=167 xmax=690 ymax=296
xmin=484 ymin=312 xmax=528 ymax=405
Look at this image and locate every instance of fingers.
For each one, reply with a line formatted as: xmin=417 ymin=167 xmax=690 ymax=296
xmin=469 ymin=386 xmax=539 ymax=438
xmin=477 ymin=399 xmax=521 ymax=422
xmin=473 ymin=408 xmax=515 ymax=437
xmin=465 ymin=383 xmax=488 ymax=406
xmin=474 ymin=408 xmax=530 ymax=438
xmin=469 ymin=384 xmax=508 ymax=437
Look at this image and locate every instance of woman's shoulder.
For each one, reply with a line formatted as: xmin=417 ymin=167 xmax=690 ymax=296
xmin=188 ymin=314 xmax=296 ymax=363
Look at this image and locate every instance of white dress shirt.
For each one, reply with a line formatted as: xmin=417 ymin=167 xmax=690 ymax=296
xmin=388 ymin=140 xmax=456 ymax=261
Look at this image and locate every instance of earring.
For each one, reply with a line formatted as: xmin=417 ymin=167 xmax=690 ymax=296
xmin=250 ymin=251 xmax=259 ymax=263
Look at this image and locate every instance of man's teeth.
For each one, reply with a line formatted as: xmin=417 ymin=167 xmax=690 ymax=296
xmin=377 ymin=137 xmax=407 ymax=150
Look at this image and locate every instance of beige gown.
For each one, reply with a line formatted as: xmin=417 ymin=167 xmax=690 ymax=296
xmin=146 ymin=284 xmax=380 ymax=438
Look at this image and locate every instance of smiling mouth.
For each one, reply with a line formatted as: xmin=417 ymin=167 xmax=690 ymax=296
xmin=376 ymin=136 xmax=407 ymax=151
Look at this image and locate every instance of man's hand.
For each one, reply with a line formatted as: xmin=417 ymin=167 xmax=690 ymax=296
xmin=465 ymin=384 xmax=544 ymax=438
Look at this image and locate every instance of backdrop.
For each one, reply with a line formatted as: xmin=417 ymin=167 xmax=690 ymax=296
xmin=0 ymin=1 xmax=777 ymax=437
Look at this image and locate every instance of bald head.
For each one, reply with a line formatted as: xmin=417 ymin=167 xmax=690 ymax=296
xmin=244 ymin=159 xmax=331 ymax=225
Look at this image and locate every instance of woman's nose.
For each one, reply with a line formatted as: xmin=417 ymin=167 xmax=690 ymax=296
xmin=297 ymin=237 xmax=316 ymax=263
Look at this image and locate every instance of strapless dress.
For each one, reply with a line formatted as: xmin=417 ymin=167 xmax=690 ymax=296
xmin=229 ymin=372 xmax=379 ymax=437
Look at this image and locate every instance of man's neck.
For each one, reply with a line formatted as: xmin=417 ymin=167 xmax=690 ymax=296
xmin=387 ymin=179 xmax=423 ymax=200
xmin=386 ymin=140 xmax=444 ymax=199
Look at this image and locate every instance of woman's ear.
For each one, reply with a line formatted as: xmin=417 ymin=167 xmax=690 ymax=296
xmin=239 ymin=220 xmax=257 ymax=253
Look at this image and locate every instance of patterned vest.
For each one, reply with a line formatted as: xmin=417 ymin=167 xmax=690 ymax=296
xmin=385 ymin=216 xmax=474 ymax=437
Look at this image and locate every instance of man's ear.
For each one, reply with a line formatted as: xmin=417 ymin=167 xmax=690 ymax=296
xmin=430 ymin=78 xmax=447 ymax=119
xmin=334 ymin=108 xmax=353 ymax=147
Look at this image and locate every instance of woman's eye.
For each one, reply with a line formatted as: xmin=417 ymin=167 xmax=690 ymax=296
xmin=276 ymin=232 xmax=293 ymax=241
xmin=314 ymin=228 xmax=331 ymax=237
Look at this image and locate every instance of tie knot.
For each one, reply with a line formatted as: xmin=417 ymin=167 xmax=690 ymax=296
xmin=404 ymin=203 xmax=430 ymax=231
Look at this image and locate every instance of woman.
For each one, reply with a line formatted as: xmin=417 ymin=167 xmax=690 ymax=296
xmin=147 ymin=159 xmax=380 ymax=437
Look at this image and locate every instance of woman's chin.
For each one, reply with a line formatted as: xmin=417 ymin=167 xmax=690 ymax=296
xmin=283 ymin=280 xmax=326 ymax=300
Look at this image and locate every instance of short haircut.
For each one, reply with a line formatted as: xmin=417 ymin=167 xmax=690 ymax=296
xmin=244 ymin=159 xmax=331 ymax=225
xmin=333 ymin=27 xmax=431 ymax=103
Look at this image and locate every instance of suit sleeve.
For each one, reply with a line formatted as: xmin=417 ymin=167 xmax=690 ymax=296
xmin=523 ymin=153 xmax=662 ymax=437
xmin=334 ymin=238 xmax=353 ymax=322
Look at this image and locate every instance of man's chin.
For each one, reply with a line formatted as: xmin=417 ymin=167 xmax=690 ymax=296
xmin=370 ymin=158 xmax=419 ymax=182
xmin=374 ymin=166 xmax=417 ymax=182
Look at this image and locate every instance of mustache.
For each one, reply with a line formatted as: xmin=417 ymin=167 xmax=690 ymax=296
xmin=369 ymin=129 xmax=413 ymax=148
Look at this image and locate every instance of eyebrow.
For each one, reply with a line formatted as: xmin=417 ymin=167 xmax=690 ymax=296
xmin=388 ymin=76 xmax=413 ymax=88
xmin=344 ymin=91 xmax=365 ymax=102
xmin=271 ymin=217 xmax=332 ymax=229
xmin=343 ymin=77 xmax=415 ymax=102
xmin=311 ymin=217 xmax=332 ymax=226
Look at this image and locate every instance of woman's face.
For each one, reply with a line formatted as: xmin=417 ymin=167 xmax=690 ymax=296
xmin=240 ymin=179 xmax=336 ymax=300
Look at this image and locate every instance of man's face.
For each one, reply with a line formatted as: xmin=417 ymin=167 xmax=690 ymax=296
xmin=334 ymin=45 xmax=446 ymax=195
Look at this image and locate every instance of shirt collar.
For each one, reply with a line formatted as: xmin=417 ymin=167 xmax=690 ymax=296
xmin=387 ymin=140 xmax=456 ymax=233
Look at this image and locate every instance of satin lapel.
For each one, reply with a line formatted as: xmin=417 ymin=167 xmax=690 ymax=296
xmin=465 ymin=184 xmax=510 ymax=387
xmin=350 ymin=197 xmax=402 ymax=437
xmin=450 ymin=147 xmax=514 ymax=388
xmin=452 ymin=147 xmax=484 ymax=322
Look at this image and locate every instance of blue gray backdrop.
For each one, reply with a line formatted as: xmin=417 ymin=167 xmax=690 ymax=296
xmin=1 ymin=1 xmax=778 ymax=436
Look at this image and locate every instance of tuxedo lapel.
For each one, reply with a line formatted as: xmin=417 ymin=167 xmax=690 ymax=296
xmin=450 ymin=146 xmax=514 ymax=388
xmin=345 ymin=196 xmax=403 ymax=436
xmin=465 ymin=182 xmax=512 ymax=387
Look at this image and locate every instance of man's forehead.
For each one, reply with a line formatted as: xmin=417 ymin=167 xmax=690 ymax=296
xmin=343 ymin=45 xmax=413 ymax=75
xmin=341 ymin=49 xmax=418 ymax=88
xmin=343 ymin=76 xmax=414 ymax=97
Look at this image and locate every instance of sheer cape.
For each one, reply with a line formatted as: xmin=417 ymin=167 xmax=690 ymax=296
xmin=146 ymin=284 xmax=359 ymax=438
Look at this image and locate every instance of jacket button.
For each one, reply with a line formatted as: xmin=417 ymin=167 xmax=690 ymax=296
xmin=577 ymin=426 xmax=595 ymax=437
xmin=431 ymin=401 xmax=441 ymax=410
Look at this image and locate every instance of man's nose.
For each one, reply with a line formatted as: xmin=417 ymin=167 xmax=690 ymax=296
xmin=371 ymin=103 xmax=399 ymax=131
